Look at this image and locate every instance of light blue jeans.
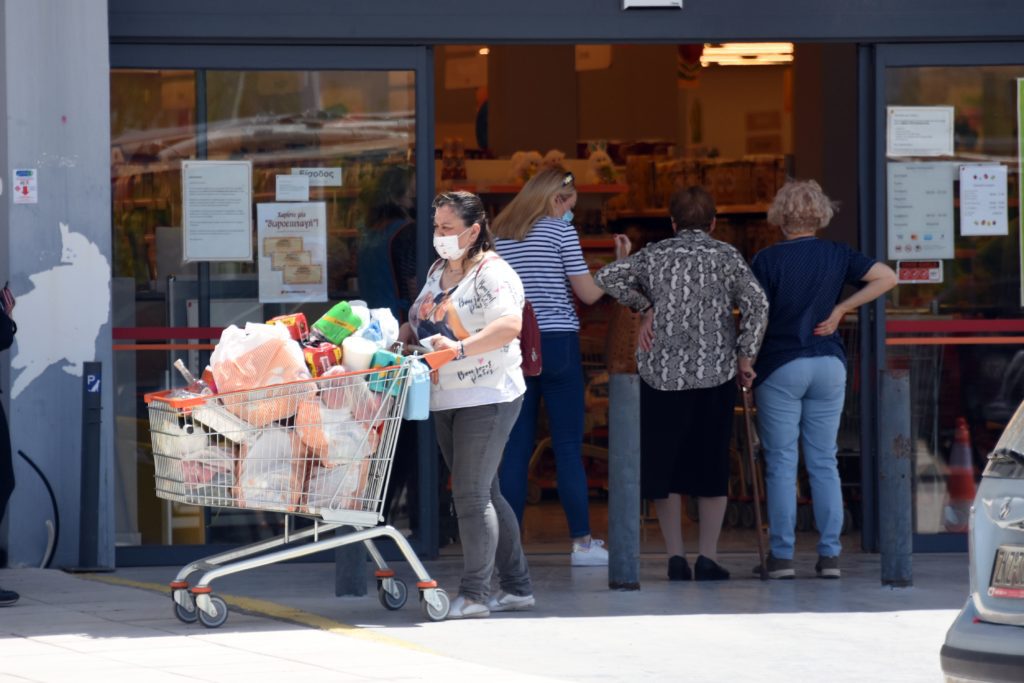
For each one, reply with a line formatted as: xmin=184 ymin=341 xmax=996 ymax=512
xmin=755 ymin=356 xmax=846 ymax=560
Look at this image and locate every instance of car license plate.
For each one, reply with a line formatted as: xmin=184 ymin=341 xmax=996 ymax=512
xmin=990 ymin=545 xmax=1024 ymax=598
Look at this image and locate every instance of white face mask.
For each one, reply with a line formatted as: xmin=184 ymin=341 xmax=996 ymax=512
xmin=433 ymin=227 xmax=471 ymax=261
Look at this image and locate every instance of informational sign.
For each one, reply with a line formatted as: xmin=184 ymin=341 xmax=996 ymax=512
xmin=887 ymin=106 xmax=955 ymax=158
xmin=886 ymin=162 xmax=956 ymax=259
xmin=291 ymin=167 xmax=342 ymax=187
xmin=256 ymin=202 xmax=327 ymax=303
xmin=959 ymin=164 xmax=1008 ymax=236
xmin=276 ymin=174 xmax=310 ymax=202
xmin=12 ymin=169 xmax=38 ymax=204
xmin=897 ymin=259 xmax=943 ymax=284
xmin=182 ymin=160 xmax=253 ymax=261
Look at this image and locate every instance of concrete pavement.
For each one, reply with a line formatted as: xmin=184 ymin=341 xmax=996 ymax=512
xmin=0 ymin=552 xmax=967 ymax=682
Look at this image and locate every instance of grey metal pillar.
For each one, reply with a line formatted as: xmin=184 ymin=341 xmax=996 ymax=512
xmin=878 ymin=369 xmax=912 ymax=587
xmin=608 ymin=373 xmax=641 ymax=590
xmin=334 ymin=528 xmax=368 ymax=596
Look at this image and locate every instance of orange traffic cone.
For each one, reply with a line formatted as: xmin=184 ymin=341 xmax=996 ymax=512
xmin=943 ymin=417 xmax=977 ymax=532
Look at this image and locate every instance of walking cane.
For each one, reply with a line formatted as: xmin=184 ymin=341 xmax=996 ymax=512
xmin=741 ymin=386 xmax=769 ymax=580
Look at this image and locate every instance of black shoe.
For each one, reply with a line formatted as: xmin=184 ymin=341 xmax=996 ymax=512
xmin=694 ymin=555 xmax=731 ymax=581
xmin=667 ymin=555 xmax=692 ymax=581
xmin=0 ymin=587 xmax=19 ymax=606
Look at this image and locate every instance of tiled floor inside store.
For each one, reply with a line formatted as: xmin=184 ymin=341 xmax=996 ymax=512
xmin=437 ymin=497 xmax=864 ymax=557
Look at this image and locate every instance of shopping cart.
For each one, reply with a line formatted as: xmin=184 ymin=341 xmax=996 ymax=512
xmin=145 ymin=350 xmax=453 ymax=626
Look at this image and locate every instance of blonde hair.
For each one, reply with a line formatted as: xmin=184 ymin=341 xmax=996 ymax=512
xmin=767 ymin=179 xmax=837 ymax=234
xmin=492 ymin=167 xmax=574 ymax=241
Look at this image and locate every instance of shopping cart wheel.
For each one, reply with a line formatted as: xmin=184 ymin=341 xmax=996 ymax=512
xmin=421 ymin=588 xmax=450 ymax=622
xmin=378 ymin=578 xmax=408 ymax=610
xmin=197 ymin=595 xmax=229 ymax=629
xmin=173 ymin=597 xmax=198 ymax=624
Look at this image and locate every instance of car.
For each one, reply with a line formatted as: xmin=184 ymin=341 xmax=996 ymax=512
xmin=941 ymin=402 xmax=1024 ymax=682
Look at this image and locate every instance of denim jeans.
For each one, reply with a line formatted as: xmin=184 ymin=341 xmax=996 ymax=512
xmin=499 ymin=332 xmax=590 ymax=538
xmin=434 ymin=396 xmax=532 ymax=601
xmin=754 ymin=356 xmax=846 ymax=559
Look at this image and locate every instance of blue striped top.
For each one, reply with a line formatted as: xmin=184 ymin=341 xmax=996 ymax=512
xmin=495 ymin=217 xmax=591 ymax=332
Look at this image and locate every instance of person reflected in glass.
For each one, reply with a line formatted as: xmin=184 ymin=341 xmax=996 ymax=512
xmin=357 ymin=165 xmax=421 ymax=534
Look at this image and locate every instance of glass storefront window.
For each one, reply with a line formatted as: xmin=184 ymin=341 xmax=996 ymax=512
xmin=110 ymin=68 xmax=416 ymax=548
xmin=884 ymin=66 xmax=1023 ymax=536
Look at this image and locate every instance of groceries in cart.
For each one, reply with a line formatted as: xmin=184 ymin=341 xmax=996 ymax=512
xmin=149 ymin=300 xmax=432 ymax=516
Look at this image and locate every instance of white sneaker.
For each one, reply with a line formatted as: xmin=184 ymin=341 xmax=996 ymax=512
xmin=448 ymin=595 xmax=490 ymax=619
xmin=571 ymin=538 xmax=609 ymax=567
xmin=486 ymin=590 xmax=536 ymax=613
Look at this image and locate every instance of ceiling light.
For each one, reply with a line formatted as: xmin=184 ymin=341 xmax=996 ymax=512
xmin=700 ymin=43 xmax=794 ymax=66
xmin=478 ymin=47 xmax=490 ymax=56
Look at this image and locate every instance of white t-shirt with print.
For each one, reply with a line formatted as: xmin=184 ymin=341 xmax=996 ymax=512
xmin=408 ymin=254 xmax=526 ymax=411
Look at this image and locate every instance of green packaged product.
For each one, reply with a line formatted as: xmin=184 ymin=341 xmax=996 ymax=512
xmin=311 ymin=301 xmax=363 ymax=345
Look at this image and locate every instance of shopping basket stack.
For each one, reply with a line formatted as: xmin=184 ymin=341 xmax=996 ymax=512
xmin=146 ymin=350 xmax=453 ymax=626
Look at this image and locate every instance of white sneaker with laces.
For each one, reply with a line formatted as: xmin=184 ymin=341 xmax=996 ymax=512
xmin=486 ymin=590 xmax=536 ymax=613
xmin=448 ymin=594 xmax=490 ymax=619
xmin=570 ymin=538 xmax=609 ymax=567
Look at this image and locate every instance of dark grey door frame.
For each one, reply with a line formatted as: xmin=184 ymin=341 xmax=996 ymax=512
xmin=869 ymin=42 xmax=1024 ymax=553
xmin=110 ymin=43 xmax=438 ymax=566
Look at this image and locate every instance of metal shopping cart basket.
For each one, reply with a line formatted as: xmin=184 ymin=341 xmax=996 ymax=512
xmin=145 ymin=350 xmax=453 ymax=626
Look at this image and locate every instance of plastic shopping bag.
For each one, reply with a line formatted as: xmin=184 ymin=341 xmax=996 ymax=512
xmin=210 ymin=323 xmax=314 ymax=426
xmin=295 ymin=399 xmax=378 ymax=467
xmin=236 ymin=429 xmax=310 ymax=511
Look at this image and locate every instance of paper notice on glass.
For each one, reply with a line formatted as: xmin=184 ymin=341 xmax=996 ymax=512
xmin=959 ymin=164 xmax=1008 ymax=236
xmin=886 ymin=106 xmax=954 ymax=157
xmin=182 ymin=160 xmax=253 ymax=261
xmin=886 ymin=162 xmax=956 ymax=260
xmin=256 ymin=202 xmax=327 ymax=303
xmin=275 ymin=174 xmax=309 ymax=202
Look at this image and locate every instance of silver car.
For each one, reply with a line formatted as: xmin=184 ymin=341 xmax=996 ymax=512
xmin=941 ymin=402 xmax=1024 ymax=682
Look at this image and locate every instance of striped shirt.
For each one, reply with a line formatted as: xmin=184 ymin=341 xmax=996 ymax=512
xmin=495 ymin=217 xmax=590 ymax=332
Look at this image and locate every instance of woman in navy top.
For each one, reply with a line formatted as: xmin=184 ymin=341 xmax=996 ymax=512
xmin=493 ymin=168 xmax=629 ymax=567
xmin=751 ymin=179 xmax=896 ymax=579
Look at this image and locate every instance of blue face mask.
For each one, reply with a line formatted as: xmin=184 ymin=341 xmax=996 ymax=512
xmin=562 ymin=210 xmax=574 ymax=223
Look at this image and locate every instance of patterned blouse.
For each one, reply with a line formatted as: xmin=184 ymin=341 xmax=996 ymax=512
xmin=595 ymin=229 xmax=769 ymax=391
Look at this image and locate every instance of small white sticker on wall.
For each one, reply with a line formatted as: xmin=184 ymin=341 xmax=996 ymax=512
xmin=12 ymin=169 xmax=37 ymax=204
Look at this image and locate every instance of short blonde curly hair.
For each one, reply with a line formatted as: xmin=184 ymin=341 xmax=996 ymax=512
xmin=767 ymin=179 xmax=837 ymax=233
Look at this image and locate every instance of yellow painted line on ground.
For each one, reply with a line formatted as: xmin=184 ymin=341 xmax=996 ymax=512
xmin=79 ymin=574 xmax=440 ymax=655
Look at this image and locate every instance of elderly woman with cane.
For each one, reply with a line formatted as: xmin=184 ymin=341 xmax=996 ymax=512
xmin=596 ymin=186 xmax=768 ymax=581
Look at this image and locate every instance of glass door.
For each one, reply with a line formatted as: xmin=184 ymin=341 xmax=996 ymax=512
xmin=874 ymin=44 xmax=1024 ymax=551
xmin=109 ymin=46 xmax=434 ymax=564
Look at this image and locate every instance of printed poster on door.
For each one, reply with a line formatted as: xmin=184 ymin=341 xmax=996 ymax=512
xmin=256 ymin=202 xmax=327 ymax=303
xmin=886 ymin=162 xmax=955 ymax=260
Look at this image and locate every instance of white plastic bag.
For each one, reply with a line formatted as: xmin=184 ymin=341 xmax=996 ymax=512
xmin=236 ymin=429 xmax=308 ymax=511
xmin=370 ymin=308 xmax=400 ymax=348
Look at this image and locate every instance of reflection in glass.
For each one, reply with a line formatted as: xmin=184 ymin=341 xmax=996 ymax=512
xmin=885 ymin=66 xmax=1023 ymax=535
xmin=110 ymin=68 xmax=416 ymax=547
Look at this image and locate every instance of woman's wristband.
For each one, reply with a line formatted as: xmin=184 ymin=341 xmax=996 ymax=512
xmin=456 ymin=340 xmax=466 ymax=360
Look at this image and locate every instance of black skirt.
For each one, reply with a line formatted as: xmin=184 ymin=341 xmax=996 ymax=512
xmin=639 ymin=378 xmax=737 ymax=499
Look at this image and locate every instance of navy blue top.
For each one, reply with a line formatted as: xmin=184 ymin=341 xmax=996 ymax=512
xmin=750 ymin=237 xmax=875 ymax=386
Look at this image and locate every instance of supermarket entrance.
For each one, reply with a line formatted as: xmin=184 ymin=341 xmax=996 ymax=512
xmin=428 ymin=43 xmax=869 ymax=558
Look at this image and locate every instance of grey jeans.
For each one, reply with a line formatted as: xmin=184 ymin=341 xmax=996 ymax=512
xmin=434 ymin=396 xmax=532 ymax=601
